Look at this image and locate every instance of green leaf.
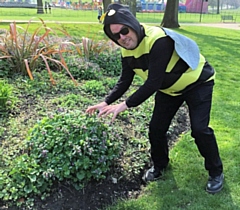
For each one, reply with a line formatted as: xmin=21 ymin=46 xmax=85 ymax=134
xmin=28 ymin=174 xmax=36 ymax=182
xmin=76 ymin=172 xmax=85 ymax=181
xmin=24 ymin=185 xmax=33 ymax=194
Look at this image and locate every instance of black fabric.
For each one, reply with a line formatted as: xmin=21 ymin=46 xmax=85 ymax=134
xmin=149 ymin=81 xmax=223 ymax=177
xmin=105 ymin=36 xmax=175 ymax=106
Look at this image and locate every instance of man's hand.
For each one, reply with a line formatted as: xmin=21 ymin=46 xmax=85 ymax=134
xmin=98 ymin=101 xmax=128 ymax=122
xmin=85 ymin=102 xmax=108 ymax=115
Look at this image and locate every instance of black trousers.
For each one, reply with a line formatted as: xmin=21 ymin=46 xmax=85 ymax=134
xmin=149 ymin=80 xmax=223 ymax=177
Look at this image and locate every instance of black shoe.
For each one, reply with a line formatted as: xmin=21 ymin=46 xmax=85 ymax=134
xmin=206 ymin=173 xmax=224 ymax=194
xmin=142 ymin=166 xmax=163 ymax=182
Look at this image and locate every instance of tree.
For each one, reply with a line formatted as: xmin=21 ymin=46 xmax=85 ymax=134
xmin=37 ymin=0 xmax=44 ymax=14
xmin=103 ymin=0 xmax=137 ymax=16
xmin=121 ymin=0 xmax=137 ymax=16
xmin=103 ymin=0 xmax=112 ymax=13
xmin=217 ymin=0 xmax=220 ymax=14
xmin=161 ymin=0 xmax=180 ymax=28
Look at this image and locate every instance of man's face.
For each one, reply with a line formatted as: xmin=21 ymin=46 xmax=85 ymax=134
xmin=110 ymin=24 xmax=138 ymax=50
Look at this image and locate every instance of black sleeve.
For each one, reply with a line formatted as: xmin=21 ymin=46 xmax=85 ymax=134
xmin=126 ymin=36 xmax=174 ymax=107
xmin=105 ymin=57 xmax=135 ymax=105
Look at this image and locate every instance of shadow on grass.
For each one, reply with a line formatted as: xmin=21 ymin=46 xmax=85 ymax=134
xmin=151 ymin=169 xmax=240 ymax=210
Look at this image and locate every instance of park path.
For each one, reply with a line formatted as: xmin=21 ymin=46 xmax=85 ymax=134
xmin=181 ymin=22 xmax=240 ymax=30
xmin=1 ymin=19 xmax=239 ymax=30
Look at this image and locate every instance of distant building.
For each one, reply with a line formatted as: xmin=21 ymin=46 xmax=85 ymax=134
xmin=0 ymin=0 xmax=37 ymax=8
xmin=185 ymin=0 xmax=208 ymax=13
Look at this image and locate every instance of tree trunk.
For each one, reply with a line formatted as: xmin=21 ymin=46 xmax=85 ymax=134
xmin=103 ymin=0 xmax=136 ymax=16
xmin=37 ymin=0 xmax=44 ymax=14
xmin=217 ymin=0 xmax=220 ymax=14
xmin=161 ymin=0 xmax=180 ymax=28
xmin=103 ymin=0 xmax=112 ymax=13
xmin=125 ymin=0 xmax=136 ymax=17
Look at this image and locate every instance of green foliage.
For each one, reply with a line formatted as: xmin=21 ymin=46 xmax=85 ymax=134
xmin=65 ymin=56 xmax=102 ymax=80
xmin=0 ymin=112 xmax=121 ymax=203
xmin=88 ymin=41 xmax=121 ymax=77
xmin=64 ymin=37 xmax=120 ymax=80
xmin=83 ymin=80 xmax=106 ymax=96
xmin=0 ymin=80 xmax=16 ymax=111
xmin=0 ymin=154 xmax=49 ymax=202
xmin=26 ymin=112 xmax=120 ymax=186
xmin=25 ymin=71 xmax=79 ymax=94
xmin=102 ymin=77 xmax=118 ymax=90
xmin=0 ymin=57 xmax=13 ymax=77
xmin=118 ymin=137 xmax=149 ymax=179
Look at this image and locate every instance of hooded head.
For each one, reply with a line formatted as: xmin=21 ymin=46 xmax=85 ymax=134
xmin=103 ymin=3 xmax=143 ymax=49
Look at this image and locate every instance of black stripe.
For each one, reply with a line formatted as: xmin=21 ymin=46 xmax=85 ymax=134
xmin=161 ymin=58 xmax=189 ymax=89
xmin=124 ymin=54 xmax=149 ymax=71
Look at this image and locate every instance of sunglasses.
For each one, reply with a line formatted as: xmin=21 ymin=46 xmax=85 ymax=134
xmin=112 ymin=27 xmax=130 ymax=40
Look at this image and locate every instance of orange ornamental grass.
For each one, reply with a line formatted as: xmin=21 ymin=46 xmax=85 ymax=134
xmin=0 ymin=18 xmax=79 ymax=86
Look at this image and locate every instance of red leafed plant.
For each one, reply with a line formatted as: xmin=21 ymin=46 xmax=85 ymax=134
xmin=0 ymin=18 xmax=79 ymax=85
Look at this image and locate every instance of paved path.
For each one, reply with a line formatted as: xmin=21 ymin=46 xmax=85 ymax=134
xmin=1 ymin=19 xmax=239 ymax=30
xmin=181 ymin=23 xmax=240 ymax=30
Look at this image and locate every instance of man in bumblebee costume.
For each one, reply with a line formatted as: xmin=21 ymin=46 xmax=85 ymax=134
xmin=86 ymin=3 xmax=223 ymax=194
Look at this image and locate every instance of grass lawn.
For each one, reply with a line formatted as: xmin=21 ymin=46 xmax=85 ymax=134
xmin=105 ymin=26 xmax=240 ymax=210
xmin=0 ymin=13 xmax=240 ymax=210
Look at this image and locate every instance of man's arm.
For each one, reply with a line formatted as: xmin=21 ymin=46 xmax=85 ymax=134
xmin=126 ymin=36 xmax=174 ymax=107
xmin=105 ymin=57 xmax=135 ymax=105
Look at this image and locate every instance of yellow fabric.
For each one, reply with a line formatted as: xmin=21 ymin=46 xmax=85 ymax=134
xmin=121 ymin=25 xmax=214 ymax=96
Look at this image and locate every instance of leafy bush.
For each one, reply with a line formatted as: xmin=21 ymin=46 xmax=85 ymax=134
xmin=67 ymin=37 xmax=121 ymax=78
xmin=65 ymin=56 xmax=102 ymax=80
xmin=102 ymin=77 xmax=118 ymax=90
xmin=27 ymin=111 xmax=120 ymax=185
xmin=90 ymin=51 xmax=122 ymax=77
xmin=0 ymin=58 xmax=13 ymax=77
xmin=83 ymin=80 xmax=106 ymax=96
xmin=0 ymin=80 xmax=16 ymax=111
xmin=25 ymin=71 xmax=79 ymax=95
xmin=0 ymin=112 xmax=121 ymax=203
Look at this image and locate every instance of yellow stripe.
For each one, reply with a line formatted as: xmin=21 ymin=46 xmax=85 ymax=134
xmin=166 ymin=50 xmax=179 ymax=73
xmin=121 ymin=25 xmax=166 ymax=58
xmin=160 ymin=55 xmax=206 ymax=96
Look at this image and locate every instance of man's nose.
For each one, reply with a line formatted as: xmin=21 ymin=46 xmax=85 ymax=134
xmin=119 ymin=34 xmax=126 ymax=40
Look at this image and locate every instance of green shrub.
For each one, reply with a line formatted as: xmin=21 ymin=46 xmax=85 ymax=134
xmin=65 ymin=56 xmax=102 ymax=80
xmin=0 ymin=59 xmax=13 ymax=77
xmin=0 ymin=112 xmax=121 ymax=203
xmin=102 ymin=77 xmax=118 ymax=90
xmin=0 ymin=80 xmax=16 ymax=111
xmin=83 ymin=80 xmax=106 ymax=96
xmin=90 ymin=51 xmax=122 ymax=77
xmin=27 ymin=111 xmax=120 ymax=186
xmin=0 ymin=154 xmax=49 ymax=202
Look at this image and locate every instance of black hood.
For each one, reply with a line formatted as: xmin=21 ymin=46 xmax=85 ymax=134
xmin=103 ymin=3 xmax=144 ymax=48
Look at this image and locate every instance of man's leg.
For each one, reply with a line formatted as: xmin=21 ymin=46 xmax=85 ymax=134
xmin=185 ymin=81 xmax=223 ymax=193
xmin=145 ymin=91 xmax=183 ymax=181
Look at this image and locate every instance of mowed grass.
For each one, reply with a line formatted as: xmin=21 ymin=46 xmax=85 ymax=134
xmin=104 ymin=26 xmax=240 ymax=210
xmin=0 ymin=11 xmax=240 ymax=209
xmin=0 ymin=7 xmax=240 ymax=23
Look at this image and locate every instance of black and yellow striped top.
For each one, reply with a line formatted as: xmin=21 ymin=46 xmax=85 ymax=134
xmin=105 ymin=25 xmax=215 ymax=108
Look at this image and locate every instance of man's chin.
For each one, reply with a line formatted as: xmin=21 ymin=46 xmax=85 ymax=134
xmin=124 ymin=43 xmax=135 ymax=50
